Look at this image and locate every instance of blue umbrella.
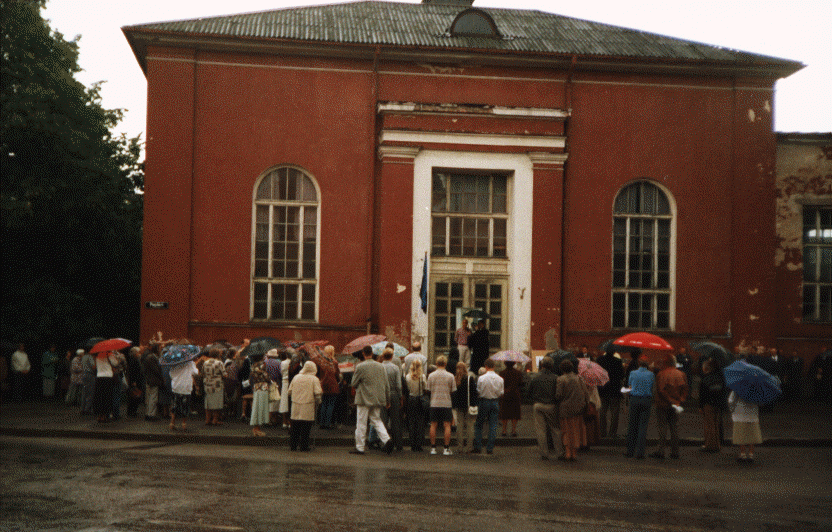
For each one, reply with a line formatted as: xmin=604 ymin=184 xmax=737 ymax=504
xmin=371 ymin=341 xmax=408 ymax=361
xmin=723 ymin=360 xmax=781 ymax=405
xmin=160 ymin=344 xmax=201 ymax=367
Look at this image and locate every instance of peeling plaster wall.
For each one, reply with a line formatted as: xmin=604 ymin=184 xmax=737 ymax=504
xmin=775 ymin=141 xmax=832 ymax=268
xmin=774 ymin=135 xmax=832 ymax=354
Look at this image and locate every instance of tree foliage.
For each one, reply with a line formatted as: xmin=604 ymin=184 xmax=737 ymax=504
xmin=1 ymin=0 xmax=144 ymax=348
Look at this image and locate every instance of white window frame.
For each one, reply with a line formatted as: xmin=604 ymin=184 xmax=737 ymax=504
xmin=431 ymin=171 xmax=510 ymax=259
xmin=802 ymin=205 xmax=832 ymax=323
xmin=250 ymin=166 xmax=321 ymax=322
xmin=611 ymin=180 xmax=676 ymax=331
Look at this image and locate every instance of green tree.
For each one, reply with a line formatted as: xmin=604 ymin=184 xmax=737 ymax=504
xmin=1 ymin=0 xmax=143 ymax=349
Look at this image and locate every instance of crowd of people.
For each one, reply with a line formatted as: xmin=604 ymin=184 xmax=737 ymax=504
xmin=1 ymin=334 xmax=829 ymax=465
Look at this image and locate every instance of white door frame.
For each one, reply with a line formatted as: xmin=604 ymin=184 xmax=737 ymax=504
xmin=411 ymin=150 xmax=533 ymax=354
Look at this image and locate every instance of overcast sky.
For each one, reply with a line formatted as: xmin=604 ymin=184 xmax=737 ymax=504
xmin=42 ymin=0 xmax=832 ymax=145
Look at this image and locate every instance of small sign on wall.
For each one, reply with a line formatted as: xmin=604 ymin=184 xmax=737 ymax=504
xmin=145 ymin=301 xmax=169 ymax=309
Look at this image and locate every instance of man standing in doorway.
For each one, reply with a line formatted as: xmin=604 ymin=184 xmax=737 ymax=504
xmin=351 ymin=345 xmax=393 ymax=455
xmin=467 ymin=320 xmax=490 ymax=375
xmin=455 ymin=319 xmax=472 ymax=368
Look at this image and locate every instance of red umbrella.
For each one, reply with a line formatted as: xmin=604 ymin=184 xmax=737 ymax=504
xmin=578 ymin=358 xmax=609 ymax=386
xmin=341 ymin=334 xmax=386 ymax=355
xmin=613 ymin=332 xmax=673 ymax=351
xmin=89 ymin=338 xmax=132 ymax=355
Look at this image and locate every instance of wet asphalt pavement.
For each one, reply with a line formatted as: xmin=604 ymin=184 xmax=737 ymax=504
xmin=2 ymin=435 xmax=831 ymax=532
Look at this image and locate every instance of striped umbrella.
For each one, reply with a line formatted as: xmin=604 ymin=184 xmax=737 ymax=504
xmin=578 ymin=358 xmax=609 ymax=386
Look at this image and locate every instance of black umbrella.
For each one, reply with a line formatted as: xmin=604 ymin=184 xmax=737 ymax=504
xmin=241 ymin=336 xmax=284 ymax=359
xmin=690 ymin=341 xmax=733 ymax=369
xmin=463 ymin=309 xmax=489 ymax=320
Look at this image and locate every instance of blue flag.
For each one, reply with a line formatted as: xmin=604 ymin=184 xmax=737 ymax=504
xmin=420 ymin=252 xmax=428 ymax=313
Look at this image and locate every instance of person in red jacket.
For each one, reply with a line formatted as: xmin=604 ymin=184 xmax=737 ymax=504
xmin=650 ymin=354 xmax=689 ymax=459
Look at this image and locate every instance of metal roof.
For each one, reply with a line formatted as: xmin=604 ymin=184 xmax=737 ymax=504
xmin=123 ymin=1 xmax=802 ymax=73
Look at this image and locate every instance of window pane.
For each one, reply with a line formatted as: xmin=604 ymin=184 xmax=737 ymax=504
xmin=435 ymin=333 xmax=448 ymax=349
xmin=612 ymin=293 xmax=626 ymax=328
xmin=436 ymin=283 xmax=448 ymax=298
xmin=493 ymin=219 xmax=507 ymax=257
xmin=475 ymin=284 xmax=487 ymax=298
xmin=255 ymin=241 xmax=268 ymax=261
xmin=276 ymin=168 xmax=287 ymax=200
xmin=804 ymin=247 xmax=818 ymax=282
xmin=432 ymin=217 xmax=447 ymax=256
xmin=493 ymin=194 xmax=506 ymax=214
xmin=255 ymin=260 xmax=268 ymax=278
xmin=449 ymin=218 xmax=462 ymax=255
xmin=436 ymin=299 xmax=447 ymax=313
xmin=820 ymin=286 xmax=832 ymax=322
xmin=612 ymin=292 xmax=625 ymax=311
xmin=820 ymin=247 xmax=832 ymax=282
xmin=643 ymin=184 xmax=656 ymax=214
xmin=490 ymin=284 xmax=501 ymax=299
xmin=657 ymin=293 xmax=669 ymax=311
xmin=256 ymin=175 xmax=272 ymax=199
xmin=432 ymin=174 xmax=448 ymax=212
xmin=489 ymin=301 xmax=501 ymax=316
xmin=286 ymin=171 xmax=298 ymax=201
xmin=451 ymin=283 xmax=464 ymax=298
xmin=301 ymin=303 xmax=315 ymax=320
xmin=435 ymin=315 xmax=447 ymax=330
xmin=463 ymin=191 xmax=477 ymax=213
xmin=301 ymin=176 xmax=317 ymax=201
xmin=286 ymin=260 xmax=298 ymax=278
xmin=273 ymin=261 xmax=285 ymax=278
xmin=803 ymin=285 xmax=816 ymax=320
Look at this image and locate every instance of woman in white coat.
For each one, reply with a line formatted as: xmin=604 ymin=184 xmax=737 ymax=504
xmin=288 ymin=360 xmax=322 ymax=451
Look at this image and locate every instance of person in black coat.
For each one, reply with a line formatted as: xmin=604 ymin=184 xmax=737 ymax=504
xmin=467 ymin=320 xmax=490 ymax=375
xmin=125 ymin=347 xmax=145 ymax=418
xmin=698 ymin=358 xmax=727 ymax=452
xmin=597 ymin=349 xmax=625 ymax=439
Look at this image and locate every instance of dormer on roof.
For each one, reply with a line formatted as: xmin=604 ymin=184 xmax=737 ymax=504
xmin=450 ymin=8 xmax=501 ymax=38
xmin=421 ymin=0 xmax=475 ymax=5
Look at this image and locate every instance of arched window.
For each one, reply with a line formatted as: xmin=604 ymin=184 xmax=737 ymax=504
xmin=611 ymin=181 xmax=673 ymax=330
xmin=252 ymin=166 xmax=319 ymax=321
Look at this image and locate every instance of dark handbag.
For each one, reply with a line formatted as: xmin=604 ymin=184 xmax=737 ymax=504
xmin=584 ymin=402 xmax=597 ymax=418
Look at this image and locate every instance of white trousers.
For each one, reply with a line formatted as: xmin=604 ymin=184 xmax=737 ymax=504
xmin=355 ymin=405 xmax=390 ymax=452
xmin=457 ymin=345 xmax=471 ymax=366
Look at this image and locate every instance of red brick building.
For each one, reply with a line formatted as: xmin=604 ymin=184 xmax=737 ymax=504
xmin=124 ymin=1 xmax=828 ymax=360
